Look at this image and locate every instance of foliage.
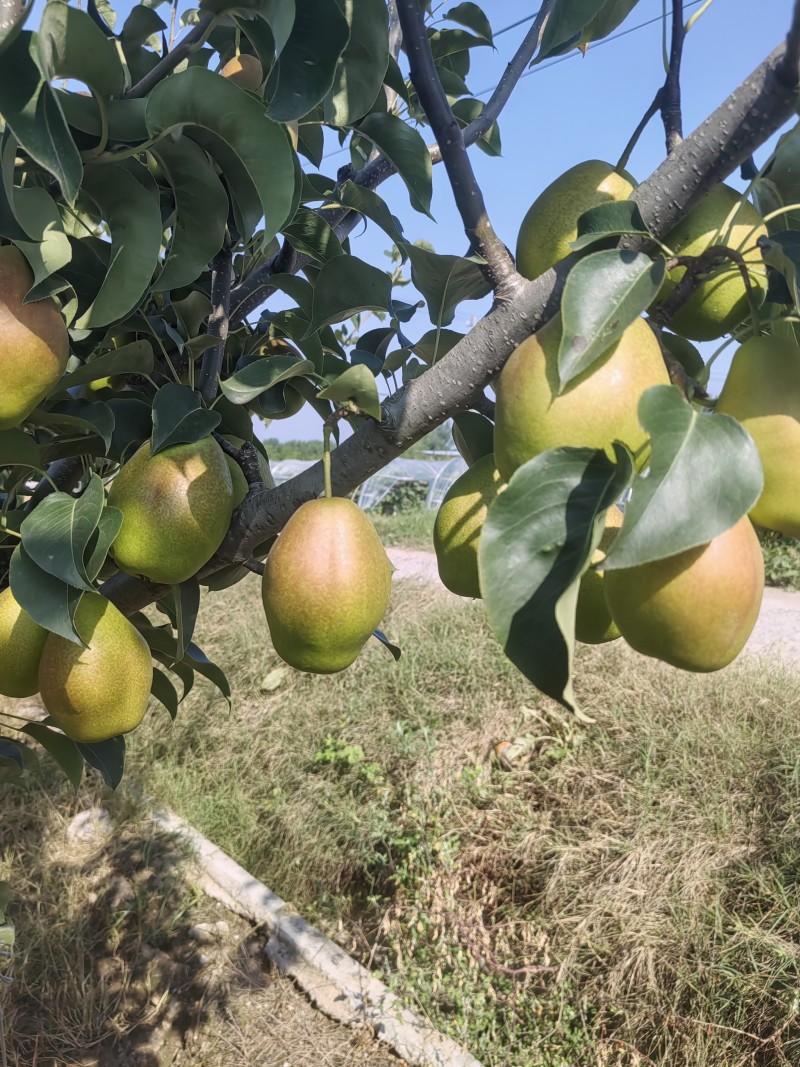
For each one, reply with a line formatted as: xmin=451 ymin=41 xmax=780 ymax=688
xmin=759 ymin=530 xmax=800 ymax=590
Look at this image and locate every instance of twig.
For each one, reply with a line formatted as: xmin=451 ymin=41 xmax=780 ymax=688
xmin=122 ymin=12 xmax=215 ymax=99
xmin=661 ymin=0 xmax=685 ymax=152
xmin=197 ymin=248 xmax=232 ymax=404
xmin=241 ymin=558 xmax=265 ymax=576
xmin=395 ymin=0 xmax=519 ymax=295
xmin=617 ymin=92 xmax=663 ymax=171
xmin=649 ymin=246 xmax=760 ymax=331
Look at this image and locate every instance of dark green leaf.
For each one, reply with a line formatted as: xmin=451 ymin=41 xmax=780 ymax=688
xmin=571 ymin=200 xmax=652 ymax=252
xmin=84 ymin=507 xmax=123 ymax=582
xmin=557 ymin=250 xmax=666 ymax=391
xmin=107 ymin=397 xmax=152 ymax=461
xmin=281 ymin=205 xmax=343 ymax=263
xmin=57 ymin=90 xmax=149 ymax=142
xmin=220 ymin=354 xmax=314 ymax=404
xmin=317 ymin=364 xmax=380 ymax=420
xmin=605 ymin=385 xmax=764 ymax=569
xmin=453 ymin=411 xmax=494 ymax=466
xmin=21 ymin=722 xmax=83 ymax=789
xmin=151 ymin=383 xmax=221 ymax=455
xmin=33 ymin=399 xmax=115 ymax=451
xmin=383 ymin=54 xmax=409 ymax=103
xmin=356 ymin=112 xmax=433 ymax=218
xmin=480 ymin=445 xmax=633 ymax=712
xmin=37 ymin=0 xmax=125 ymax=97
xmin=185 ymin=641 xmax=231 ymax=702
xmin=59 ymin=341 xmax=155 ymax=391
xmin=13 ymin=187 xmax=72 ymax=297
xmin=660 ymin=332 xmax=705 ymax=379
xmin=580 ymin=0 xmax=639 ymax=45
xmin=265 ymin=0 xmax=349 ymax=121
xmin=0 ymin=428 xmax=40 ymax=469
xmin=151 ymin=666 xmax=179 ymax=719
xmin=201 ymin=0 xmax=295 ymax=55
xmin=20 ymin=473 xmax=105 ymax=592
xmin=429 ymin=27 xmax=489 ymax=60
xmin=403 ymin=243 xmax=490 ymax=327
xmin=297 ymin=121 xmax=324 ymax=167
xmin=173 ymin=578 xmax=200 ymax=661
xmin=147 ymin=67 xmax=298 ymax=247
xmin=0 ymin=0 xmax=31 ymax=55
xmin=372 ymin=628 xmax=401 ymax=660
xmin=0 ymin=131 xmax=32 ymax=241
xmin=334 ymin=179 xmax=406 ymax=251
xmin=760 ymin=231 xmax=800 ymax=308
xmin=323 ymin=0 xmax=389 ymax=126
xmin=537 ymin=0 xmax=608 ymax=60
xmin=309 ymin=254 xmax=392 ymax=331
xmin=413 ymin=328 xmax=463 ymax=364
xmin=77 ymin=735 xmax=125 ymax=789
xmin=9 ymin=545 xmax=83 ymax=644
xmin=452 ymin=97 xmax=500 ymax=156
xmin=120 ymin=4 xmax=166 ymax=45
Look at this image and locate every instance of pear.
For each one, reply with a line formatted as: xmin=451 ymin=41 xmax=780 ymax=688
xmin=262 ymin=497 xmax=393 ymax=674
xmin=515 ymin=160 xmax=635 ymax=280
xmin=493 ymin=316 xmax=670 ymax=482
xmin=575 ymin=505 xmax=624 ymax=644
xmin=109 ymin=436 xmax=234 ymax=585
xmin=715 ymin=334 xmax=800 ymax=536
xmin=603 ymin=515 xmax=764 ymax=672
xmin=0 ymin=588 xmax=48 ymax=697
xmin=220 ymin=54 xmax=263 ymax=91
xmin=433 ymin=454 xmax=504 ymax=598
xmin=0 ymin=245 xmax=69 ymax=430
xmin=659 ymin=184 xmax=767 ymax=341
xmin=38 ymin=594 xmax=153 ymax=743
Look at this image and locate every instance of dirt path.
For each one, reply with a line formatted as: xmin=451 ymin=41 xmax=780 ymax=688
xmin=388 ymin=548 xmax=800 ymax=667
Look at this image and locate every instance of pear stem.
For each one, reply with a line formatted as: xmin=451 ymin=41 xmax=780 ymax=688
xmin=323 ymin=425 xmax=334 ymax=500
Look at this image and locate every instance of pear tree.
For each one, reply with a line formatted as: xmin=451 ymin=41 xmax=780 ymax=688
xmin=0 ymin=0 xmax=799 ymax=797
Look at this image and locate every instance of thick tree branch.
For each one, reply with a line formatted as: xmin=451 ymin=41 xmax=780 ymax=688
xmin=103 ymin=39 xmax=800 ymax=616
xmin=394 ymin=0 xmax=519 ymax=294
xmin=122 ymin=12 xmax=215 ymax=99
xmin=784 ymin=0 xmax=800 ymax=80
xmin=24 ymin=457 xmax=84 ymax=512
xmin=197 ymin=247 xmax=232 ymax=404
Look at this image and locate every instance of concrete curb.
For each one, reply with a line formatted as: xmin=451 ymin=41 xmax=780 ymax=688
xmin=152 ymin=806 xmax=485 ymax=1067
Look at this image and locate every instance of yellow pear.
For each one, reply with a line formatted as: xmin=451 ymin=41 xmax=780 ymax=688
xmin=515 ymin=160 xmax=635 ymax=280
xmin=0 ymin=588 xmax=48 ymax=697
xmin=262 ymin=497 xmax=393 ymax=674
xmin=109 ymin=436 xmax=234 ymax=584
xmin=38 ymin=594 xmax=153 ymax=743
xmin=433 ymin=454 xmax=504 ymax=598
xmin=0 ymin=245 xmax=69 ymax=429
xmin=715 ymin=334 xmax=800 ymax=536
xmin=493 ymin=316 xmax=670 ymax=482
xmin=603 ymin=515 xmax=764 ymax=672
xmin=220 ymin=54 xmax=264 ymax=92
xmin=575 ymin=505 xmax=624 ymax=644
xmin=659 ymin=184 xmax=767 ymax=341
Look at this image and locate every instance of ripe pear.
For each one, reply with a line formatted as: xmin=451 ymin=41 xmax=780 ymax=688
xmin=38 ymin=593 xmax=153 ymax=743
xmin=220 ymin=54 xmax=263 ymax=91
xmin=515 ymin=160 xmax=635 ymax=280
xmin=0 ymin=588 xmax=48 ymax=697
xmin=715 ymin=334 xmax=800 ymax=536
xmin=109 ymin=436 xmax=234 ymax=585
xmin=0 ymin=245 xmax=69 ymax=430
xmin=575 ymin=505 xmax=624 ymax=644
xmin=659 ymin=184 xmax=768 ymax=341
xmin=433 ymin=454 xmax=504 ymax=598
xmin=493 ymin=316 xmax=669 ymax=482
xmin=262 ymin=497 xmax=393 ymax=674
xmin=603 ymin=515 xmax=764 ymax=672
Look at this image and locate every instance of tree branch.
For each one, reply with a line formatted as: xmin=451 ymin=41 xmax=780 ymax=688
xmin=24 ymin=457 xmax=84 ymax=512
xmin=782 ymin=0 xmax=800 ymax=83
xmin=122 ymin=12 xmax=215 ymax=99
xmin=617 ymin=91 xmax=663 ymax=172
xmin=661 ymin=0 xmax=685 ymax=152
xmin=197 ymin=247 xmax=232 ymax=404
xmin=103 ymin=39 xmax=800 ymax=616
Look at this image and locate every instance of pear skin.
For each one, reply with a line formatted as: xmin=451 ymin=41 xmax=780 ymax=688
xmin=603 ymin=516 xmax=764 ymax=672
xmin=220 ymin=54 xmax=263 ymax=91
xmin=433 ymin=454 xmax=504 ymax=598
xmin=575 ymin=505 xmax=624 ymax=644
xmin=262 ymin=498 xmax=393 ymax=674
xmin=0 ymin=587 xmax=48 ymax=697
xmin=38 ymin=594 xmax=153 ymax=743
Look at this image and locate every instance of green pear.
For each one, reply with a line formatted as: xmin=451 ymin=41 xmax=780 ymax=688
xmin=433 ymin=455 xmax=504 ymax=598
xmin=0 ymin=588 xmax=48 ymax=697
xmin=109 ymin=436 xmax=234 ymax=584
xmin=262 ymin=497 xmax=393 ymax=674
xmin=493 ymin=316 xmax=670 ymax=482
xmin=0 ymin=245 xmax=69 ymax=429
xmin=659 ymin=184 xmax=768 ymax=341
xmin=575 ymin=505 xmax=624 ymax=644
xmin=603 ymin=515 xmax=764 ymax=672
xmin=515 ymin=160 xmax=635 ymax=280
xmin=38 ymin=594 xmax=153 ymax=743
xmin=715 ymin=334 xmax=800 ymax=536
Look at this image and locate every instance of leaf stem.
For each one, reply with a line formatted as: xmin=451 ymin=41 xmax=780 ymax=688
xmin=322 ymin=425 xmax=334 ymax=500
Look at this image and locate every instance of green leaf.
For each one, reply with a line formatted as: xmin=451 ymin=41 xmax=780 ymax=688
xmin=403 ymin=243 xmax=491 ymax=328
xmin=76 ymin=160 xmax=163 ymax=329
xmin=57 ymin=90 xmax=149 ymax=143
xmin=77 ymin=735 xmax=125 ymax=789
xmin=151 ymin=383 xmax=221 ymax=455
xmin=151 ymin=666 xmax=179 ymax=719
xmin=412 ymin=328 xmax=463 ymax=364
xmin=150 ymin=138 xmax=229 ymax=292
xmin=429 ymin=27 xmax=488 ymax=61
xmin=281 ymin=205 xmax=344 ymax=263
xmin=445 ymin=3 xmax=493 ymax=43
xmin=84 ymin=507 xmax=123 ymax=582
xmin=147 ymin=67 xmax=298 ymax=248
xmin=185 ymin=640 xmax=231 ymax=702
xmin=537 ymin=0 xmax=609 ymax=60
xmin=9 ymin=545 xmax=83 ymax=644
xmin=0 ymin=428 xmax=40 ymax=469
xmin=479 ymin=445 xmax=633 ymax=712
xmin=59 ymin=341 xmax=155 ymax=391
xmin=220 ymin=354 xmax=314 ymax=404
xmin=759 ymin=121 xmax=800 ymax=232
xmin=323 ymin=0 xmax=389 ymax=126
xmin=0 ymin=32 xmax=82 ymax=203
xmin=20 ymin=473 xmax=106 ymax=592
xmin=760 ymin=231 xmax=800 ymax=308
xmin=12 ymin=187 xmax=72 ymax=297
xmin=318 ymin=364 xmax=381 ymax=419
xmin=120 ymin=4 xmax=166 ymax=46
xmin=372 ymin=628 xmax=401 ymax=660
xmin=605 ymin=385 xmax=764 ymax=570
xmin=334 ymin=179 xmax=406 ymax=251
xmin=37 ymin=0 xmax=125 ymax=97
xmin=22 ymin=722 xmax=83 ymax=789
xmin=264 ymin=0 xmax=349 ymax=121
xmin=570 ymin=200 xmax=652 ymax=252
xmin=452 ymin=97 xmax=501 ymax=156
xmin=201 ymin=0 xmax=295 ymax=55
xmin=309 ymin=254 xmax=392 ymax=331
xmin=173 ymin=578 xmax=200 ymax=661
xmin=107 ymin=397 xmax=152 ymax=461
xmin=580 ymin=0 xmax=639 ymax=45
xmin=356 ymin=112 xmax=433 ymax=218
xmin=453 ymin=411 xmax=494 ymax=466
xmin=0 ymin=131 xmax=33 ymax=241
xmin=32 ymin=399 xmax=115 ymax=452
xmin=557 ymin=250 xmax=666 ymax=391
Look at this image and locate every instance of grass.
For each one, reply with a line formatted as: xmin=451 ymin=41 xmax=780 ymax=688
xmin=759 ymin=530 xmax=800 ymax=590
xmin=369 ymin=505 xmax=436 ymax=550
